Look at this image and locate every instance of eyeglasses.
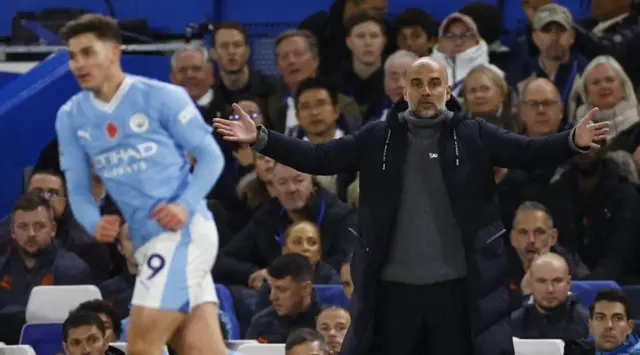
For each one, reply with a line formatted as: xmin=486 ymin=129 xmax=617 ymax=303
xmin=30 ymin=188 xmax=61 ymax=199
xmin=441 ymin=32 xmax=476 ymax=41
xmin=522 ymin=100 xmax=560 ymax=110
xmin=229 ymin=112 xmax=261 ymax=120
xmin=298 ymin=100 xmax=332 ymax=114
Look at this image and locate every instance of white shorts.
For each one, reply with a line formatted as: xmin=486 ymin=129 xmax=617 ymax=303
xmin=131 ymin=213 xmax=219 ymax=313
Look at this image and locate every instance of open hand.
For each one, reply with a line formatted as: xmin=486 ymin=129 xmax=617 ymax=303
xmin=95 ymin=215 xmax=121 ymax=243
xmin=151 ymin=203 xmax=188 ymax=232
xmin=213 ymin=103 xmax=259 ymax=144
xmin=573 ymin=107 xmax=610 ymax=149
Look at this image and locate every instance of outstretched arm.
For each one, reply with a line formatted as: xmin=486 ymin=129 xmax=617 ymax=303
xmin=214 ymin=104 xmax=371 ymax=176
xmin=55 ymin=108 xmax=101 ymax=235
xmin=485 ymin=108 xmax=608 ymax=170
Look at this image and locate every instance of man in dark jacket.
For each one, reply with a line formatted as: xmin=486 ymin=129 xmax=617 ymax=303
xmin=63 ymin=309 xmax=126 ymax=355
xmin=245 ymin=254 xmax=323 ymax=343
xmin=507 ymin=201 xmax=589 ymax=311
xmin=510 ymin=253 xmax=590 ymax=341
xmin=0 ymin=192 xmax=91 ymax=344
xmin=544 ymin=146 xmax=640 ymax=283
xmin=214 ymin=163 xmax=356 ymax=287
xmin=0 ymin=170 xmax=112 ymax=283
xmin=213 ymin=57 xmax=609 ymax=355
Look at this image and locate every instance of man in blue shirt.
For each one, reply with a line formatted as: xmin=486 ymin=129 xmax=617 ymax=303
xmin=56 ymin=14 xmax=226 ymax=355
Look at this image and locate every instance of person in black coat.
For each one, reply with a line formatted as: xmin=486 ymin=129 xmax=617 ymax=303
xmin=213 ymin=57 xmax=609 ymax=355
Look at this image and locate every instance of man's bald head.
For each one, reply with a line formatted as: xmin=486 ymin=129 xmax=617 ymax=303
xmin=519 ymin=77 xmax=564 ymax=138
xmin=530 ymin=253 xmax=569 ymax=278
xmin=530 ymin=252 xmax=571 ymax=311
xmin=403 ymin=57 xmax=451 ymax=118
xmin=521 ymin=77 xmax=561 ymax=102
xmin=405 ymin=57 xmax=449 ymax=85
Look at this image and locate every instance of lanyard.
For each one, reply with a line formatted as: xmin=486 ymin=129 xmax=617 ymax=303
xmin=276 ymin=200 xmax=326 ymax=246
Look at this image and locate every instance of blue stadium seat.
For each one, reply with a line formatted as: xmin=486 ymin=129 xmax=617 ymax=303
xmin=571 ymin=281 xmax=621 ymax=308
xmin=19 ymin=323 xmax=63 ymax=355
xmin=314 ymin=285 xmax=349 ymax=308
xmin=216 ymin=284 xmax=240 ymax=340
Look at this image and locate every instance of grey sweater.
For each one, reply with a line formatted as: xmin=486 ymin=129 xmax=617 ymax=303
xmin=380 ymin=110 xmax=468 ymax=285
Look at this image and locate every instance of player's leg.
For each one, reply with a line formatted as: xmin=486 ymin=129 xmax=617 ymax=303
xmin=169 ymin=283 xmax=227 ymax=354
xmin=169 ymin=214 xmax=226 ymax=355
xmin=125 ymin=231 xmax=191 ymax=355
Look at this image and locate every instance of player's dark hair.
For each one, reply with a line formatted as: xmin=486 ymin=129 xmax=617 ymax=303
xmin=12 ymin=191 xmax=55 ymax=224
xmin=267 ymin=253 xmax=314 ymax=283
xmin=75 ymin=299 xmax=123 ymax=337
xmin=60 ymin=14 xmax=122 ymax=44
xmin=63 ymin=309 xmax=106 ymax=342
xmin=285 ymin=328 xmax=330 ymax=353
xmin=589 ymin=288 xmax=631 ymax=319
xmin=294 ymin=77 xmax=339 ymax=107
xmin=213 ymin=21 xmax=248 ymax=47
xmin=345 ymin=11 xmax=386 ymax=36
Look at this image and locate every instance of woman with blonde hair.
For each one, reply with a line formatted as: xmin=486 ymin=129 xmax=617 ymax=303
xmin=461 ymin=65 xmax=522 ymax=132
xmin=571 ymin=55 xmax=640 ymax=156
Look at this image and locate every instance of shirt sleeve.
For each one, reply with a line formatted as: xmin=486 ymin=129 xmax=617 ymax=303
xmin=55 ymin=107 xmax=102 ymax=236
xmin=160 ymin=85 xmax=224 ymax=214
xmin=160 ymin=86 xmax=213 ymax=152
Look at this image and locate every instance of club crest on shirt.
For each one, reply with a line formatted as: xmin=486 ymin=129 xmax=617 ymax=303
xmin=105 ymin=121 xmax=119 ymax=140
xmin=129 ymin=113 xmax=149 ymax=133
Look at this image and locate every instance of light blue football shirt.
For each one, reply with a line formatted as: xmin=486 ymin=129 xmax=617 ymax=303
xmin=56 ymin=75 xmax=224 ymax=251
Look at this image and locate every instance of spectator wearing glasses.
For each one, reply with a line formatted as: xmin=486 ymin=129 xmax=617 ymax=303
xmin=0 ymin=170 xmax=111 ymax=283
xmin=0 ymin=192 xmax=90 ymax=345
xmin=290 ymin=78 xmax=357 ymax=197
xmin=431 ymin=12 xmax=503 ymax=98
xmin=209 ymin=96 xmax=268 ymax=236
xmin=267 ymin=29 xmax=361 ymax=135
xmin=497 ymin=78 xmax=570 ymax=231
xmin=211 ymin=21 xmax=278 ymax=106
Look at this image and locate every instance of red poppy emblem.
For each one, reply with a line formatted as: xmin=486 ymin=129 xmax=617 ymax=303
xmin=106 ymin=121 xmax=118 ymax=140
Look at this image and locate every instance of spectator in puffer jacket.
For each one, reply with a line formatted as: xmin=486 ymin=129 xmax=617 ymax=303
xmin=511 ymin=253 xmax=590 ymax=340
xmin=588 ymin=288 xmax=640 ymax=355
xmin=431 ymin=12 xmax=503 ymax=98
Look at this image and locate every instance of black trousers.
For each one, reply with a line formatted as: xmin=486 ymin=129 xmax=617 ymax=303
xmin=372 ymin=279 xmax=473 ymax=355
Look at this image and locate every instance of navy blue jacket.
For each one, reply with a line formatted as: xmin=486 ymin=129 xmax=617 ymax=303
xmin=214 ymin=188 xmax=357 ymax=285
xmin=256 ymin=99 xmax=584 ymax=355
xmin=245 ymin=292 xmax=322 ymax=343
xmin=0 ymin=244 xmax=91 ymax=309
